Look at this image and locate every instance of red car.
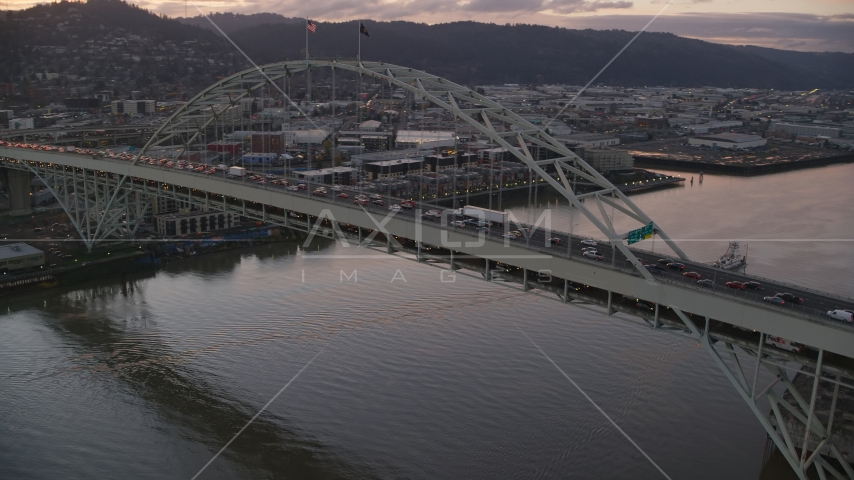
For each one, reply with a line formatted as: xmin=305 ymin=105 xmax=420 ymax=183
xmin=400 ymin=200 xmax=416 ymax=209
xmin=354 ymin=199 xmax=368 ymax=205
xmin=337 ymin=192 xmax=349 ymax=198
xmin=726 ymin=281 xmax=746 ymax=290
xmin=683 ymin=271 xmax=701 ymax=280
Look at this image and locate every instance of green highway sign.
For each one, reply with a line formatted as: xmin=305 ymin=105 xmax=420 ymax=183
xmin=641 ymin=223 xmax=654 ymax=239
xmin=627 ymin=223 xmax=654 ymax=245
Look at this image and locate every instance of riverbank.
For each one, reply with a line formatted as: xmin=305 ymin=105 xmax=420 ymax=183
xmin=633 ymin=152 xmax=854 ymax=175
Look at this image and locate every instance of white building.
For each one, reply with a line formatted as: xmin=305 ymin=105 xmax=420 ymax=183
xmin=8 ymin=118 xmax=34 ymax=130
xmin=585 ymin=149 xmax=634 ymax=173
xmin=688 ymin=133 xmax=766 ymax=150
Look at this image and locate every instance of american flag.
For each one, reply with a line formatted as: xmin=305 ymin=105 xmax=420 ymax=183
xmin=307 ymin=19 xmax=317 ymax=33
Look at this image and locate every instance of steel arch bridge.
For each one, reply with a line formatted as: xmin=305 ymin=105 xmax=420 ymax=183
xmin=2 ymin=60 xmax=853 ymax=480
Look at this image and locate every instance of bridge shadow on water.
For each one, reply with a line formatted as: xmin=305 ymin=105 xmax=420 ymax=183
xmin=7 ymin=240 xmax=377 ymax=479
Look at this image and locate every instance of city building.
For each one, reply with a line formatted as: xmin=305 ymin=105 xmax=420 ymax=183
xmin=688 ymin=133 xmax=767 ymax=150
xmin=251 ymin=132 xmax=285 ymax=154
xmin=0 ymin=243 xmax=45 ymax=274
xmin=155 ymin=210 xmax=241 ymax=236
xmin=206 ymin=141 xmax=243 ymax=156
xmin=556 ymin=133 xmax=620 ymax=148
xmin=423 ymin=153 xmax=477 ymax=172
xmin=111 ymin=100 xmax=156 ymax=115
xmin=294 ymin=166 xmax=357 ymax=185
xmin=395 ymin=130 xmax=455 ymax=149
xmin=241 ymin=153 xmax=278 ymax=165
xmin=364 ymin=158 xmax=424 ymax=180
xmin=584 ymin=149 xmax=634 ymax=173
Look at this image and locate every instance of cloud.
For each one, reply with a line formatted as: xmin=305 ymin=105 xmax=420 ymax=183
xmin=556 ymin=12 xmax=854 ymax=52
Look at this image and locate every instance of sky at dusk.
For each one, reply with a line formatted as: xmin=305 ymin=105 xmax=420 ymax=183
xmin=7 ymin=0 xmax=854 ymax=52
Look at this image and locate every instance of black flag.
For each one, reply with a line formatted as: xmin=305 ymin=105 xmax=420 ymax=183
xmin=360 ymin=22 xmax=370 ymax=37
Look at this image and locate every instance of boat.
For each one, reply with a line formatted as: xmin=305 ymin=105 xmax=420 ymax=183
xmin=713 ymin=241 xmax=747 ymax=270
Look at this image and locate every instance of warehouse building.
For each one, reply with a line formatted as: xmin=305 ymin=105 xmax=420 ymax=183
xmin=0 ymin=243 xmax=45 ymax=274
xmin=155 ymin=211 xmax=241 ymax=236
xmin=688 ymin=133 xmax=766 ymax=150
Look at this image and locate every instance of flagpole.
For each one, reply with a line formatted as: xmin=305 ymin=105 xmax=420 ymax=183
xmin=357 ymin=19 xmax=361 ymax=62
xmin=305 ymin=18 xmax=308 ymax=61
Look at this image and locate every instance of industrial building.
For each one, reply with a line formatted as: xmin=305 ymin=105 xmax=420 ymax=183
xmin=9 ymin=118 xmax=34 ymax=130
xmin=423 ymin=153 xmax=477 ymax=172
xmin=769 ymin=122 xmax=841 ymax=138
xmin=0 ymin=243 xmax=45 ymax=274
xmin=688 ymin=133 xmax=767 ymax=150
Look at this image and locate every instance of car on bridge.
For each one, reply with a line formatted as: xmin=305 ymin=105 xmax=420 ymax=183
xmin=583 ymin=251 xmax=604 ymax=261
xmin=451 ymin=220 xmax=466 ymax=228
xmin=400 ymin=200 xmax=416 ymax=209
xmin=502 ymin=233 xmax=517 ymax=239
xmin=764 ymin=296 xmax=785 ymax=306
xmin=698 ymin=279 xmax=715 ymax=288
xmin=776 ymin=292 xmax=805 ymax=305
xmin=422 ymin=210 xmax=441 ymax=219
xmin=388 ymin=204 xmax=401 ymax=212
xmin=580 ymin=239 xmax=597 ymax=246
xmin=336 ymin=192 xmax=348 ymax=199
xmin=636 ymin=301 xmax=654 ymax=311
xmin=666 ymin=262 xmax=685 ymax=270
xmin=765 ymin=336 xmax=801 ymax=353
xmin=658 ymin=258 xmax=676 ymax=265
xmin=312 ymin=188 xmax=326 ymax=196
xmin=744 ymin=281 xmax=761 ymax=290
xmin=826 ymin=310 xmax=853 ymax=323
xmin=726 ymin=281 xmax=746 ymax=290
xmin=549 ymin=237 xmax=562 ymax=245
xmin=643 ymin=264 xmax=665 ymax=275
xmin=369 ymin=193 xmax=383 ymax=200
xmin=683 ymin=271 xmax=701 ymax=280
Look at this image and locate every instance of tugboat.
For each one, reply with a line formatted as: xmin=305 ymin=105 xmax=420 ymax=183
xmin=713 ymin=242 xmax=747 ymax=270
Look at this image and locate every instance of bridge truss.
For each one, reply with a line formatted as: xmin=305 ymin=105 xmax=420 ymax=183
xmin=1 ymin=60 xmax=851 ymax=479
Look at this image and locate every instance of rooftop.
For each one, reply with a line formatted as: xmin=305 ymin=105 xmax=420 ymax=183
xmin=0 ymin=243 xmax=43 ymax=260
xmin=695 ymin=133 xmax=764 ymax=143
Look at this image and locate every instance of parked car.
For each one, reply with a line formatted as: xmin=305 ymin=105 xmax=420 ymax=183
xmin=764 ymin=296 xmax=785 ymax=306
xmin=726 ymin=281 xmax=746 ymax=290
xmin=775 ymin=293 xmax=805 ymax=305
xmin=744 ymin=281 xmax=761 ymax=290
xmin=698 ymin=279 xmax=715 ymax=288
xmin=580 ymin=239 xmax=597 ymax=246
xmin=826 ymin=310 xmax=854 ymax=323
xmin=666 ymin=262 xmax=685 ymax=270
xmin=683 ymin=271 xmax=701 ymax=280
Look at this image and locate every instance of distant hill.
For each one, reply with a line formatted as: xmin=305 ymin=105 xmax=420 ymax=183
xmin=226 ymin=20 xmax=854 ymax=90
xmin=177 ymin=12 xmax=302 ymax=34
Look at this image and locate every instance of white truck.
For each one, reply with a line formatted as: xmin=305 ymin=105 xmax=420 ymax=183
xmin=462 ymin=205 xmax=507 ymax=225
xmin=228 ymin=166 xmax=246 ymax=177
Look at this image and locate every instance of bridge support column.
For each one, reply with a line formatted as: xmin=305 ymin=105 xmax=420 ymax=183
xmin=653 ymin=304 xmax=659 ymax=329
xmin=0 ymin=168 xmax=32 ymax=216
xmin=606 ymin=291 xmax=613 ymax=315
xmin=416 ymin=241 xmax=421 ymax=262
xmin=523 ymin=268 xmax=529 ymax=292
xmin=563 ymin=279 xmax=568 ymax=303
xmin=485 ymin=258 xmax=490 ymax=282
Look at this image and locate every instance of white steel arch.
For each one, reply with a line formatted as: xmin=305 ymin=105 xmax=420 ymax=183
xmin=139 ymin=60 xmax=688 ymax=279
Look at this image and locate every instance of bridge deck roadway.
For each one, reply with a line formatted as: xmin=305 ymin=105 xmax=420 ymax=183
xmin=3 ymin=147 xmax=854 ymax=358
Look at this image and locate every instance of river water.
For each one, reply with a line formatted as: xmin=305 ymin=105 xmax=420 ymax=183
xmin=1 ymin=164 xmax=852 ymax=479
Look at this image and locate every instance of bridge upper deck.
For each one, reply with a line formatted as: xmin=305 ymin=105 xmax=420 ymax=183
xmin=2 ymin=146 xmax=853 ymax=358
